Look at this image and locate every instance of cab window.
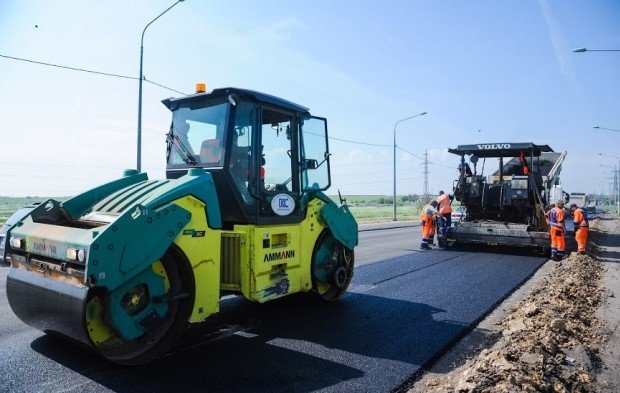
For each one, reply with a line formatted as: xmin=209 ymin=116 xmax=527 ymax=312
xmin=261 ymin=109 xmax=297 ymax=193
xmin=168 ymin=101 xmax=229 ymax=168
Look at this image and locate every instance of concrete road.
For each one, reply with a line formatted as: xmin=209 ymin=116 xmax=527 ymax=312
xmin=0 ymin=225 xmax=545 ymax=393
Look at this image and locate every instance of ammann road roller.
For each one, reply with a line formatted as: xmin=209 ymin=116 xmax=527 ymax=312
xmin=4 ymin=87 xmax=358 ymax=365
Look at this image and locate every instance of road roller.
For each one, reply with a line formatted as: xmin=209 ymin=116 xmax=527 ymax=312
xmin=3 ymin=87 xmax=358 ymax=365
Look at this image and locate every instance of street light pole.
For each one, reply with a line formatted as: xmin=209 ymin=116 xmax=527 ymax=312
xmin=593 ymin=126 xmax=620 ymax=133
xmin=137 ymin=0 xmax=185 ymax=173
xmin=573 ymin=48 xmax=620 ymax=53
xmin=392 ymin=112 xmax=427 ymax=221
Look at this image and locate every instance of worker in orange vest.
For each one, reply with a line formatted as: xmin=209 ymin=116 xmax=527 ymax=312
xmin=570 ymin=203 xmax=589 ymax=254
xmin=548 ymin=201 xmax=566 ymax=260
xmin=420 ymin=200 xmax=439 ymax=250
xmin=436 ymin=191 xmax=454 ymax=238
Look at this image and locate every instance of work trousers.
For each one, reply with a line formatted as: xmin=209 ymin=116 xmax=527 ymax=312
xmin=439 ymin=213 xmax=451 ymax=237
xmin=421 ymin=219 xmax=435 ymax=248
xmin=550 ymin=227 xmax=565 ymax=260
xmin=575 ymin=226 xmax=588 ymax=252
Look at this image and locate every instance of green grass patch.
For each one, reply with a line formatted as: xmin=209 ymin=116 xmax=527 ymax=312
xmin=348 ymin=204 xmax=421 ymax=222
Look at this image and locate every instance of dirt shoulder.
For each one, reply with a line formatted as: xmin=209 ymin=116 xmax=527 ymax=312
xmin=407 ymin=214 xmax=620 ymax=393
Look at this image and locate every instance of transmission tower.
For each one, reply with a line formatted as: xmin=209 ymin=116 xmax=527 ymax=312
xmin=423 ymin=149 xmax=429 ymax=198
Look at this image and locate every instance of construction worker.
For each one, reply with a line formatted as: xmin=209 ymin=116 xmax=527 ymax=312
xmin=436 ymin=191 xmax=454 ymax=238
xmin=570 ymin=203 xmax=589 ymax=254
xmin=548 ymin=201 xmax=566 ymax=261
xmin=420 ymin=200 xmax=439 ymax=250
xmin=518 ymin=151 xmax=530 ymax=175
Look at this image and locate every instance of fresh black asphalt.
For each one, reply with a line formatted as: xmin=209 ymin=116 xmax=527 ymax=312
xmin=0 ymin=234 xmax=545 ymax=393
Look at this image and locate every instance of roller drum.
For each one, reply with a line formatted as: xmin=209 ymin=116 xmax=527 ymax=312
xmin=6 ymin=268 xmax=91 ymax=346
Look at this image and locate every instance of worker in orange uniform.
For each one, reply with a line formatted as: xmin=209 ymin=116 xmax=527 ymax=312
xmin=570 ymin=203 xmax=589 ymax=254
xmin=436 ymin=191 xmax=454 ymax=239
xmin=420 ymin=200 xmax=439 ymax=250
xmin=518 ymin=151 xmax=530 ymax=175
xmin=548 ymin=201 xmax=566 ymax=261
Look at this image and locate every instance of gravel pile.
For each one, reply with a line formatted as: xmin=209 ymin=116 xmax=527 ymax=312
xmin=423 ymin=243 xmax=605 ymax=392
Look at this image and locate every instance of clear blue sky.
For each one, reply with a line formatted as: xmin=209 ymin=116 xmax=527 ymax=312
xmin=1 ymin=0 xmax=619 ymax=197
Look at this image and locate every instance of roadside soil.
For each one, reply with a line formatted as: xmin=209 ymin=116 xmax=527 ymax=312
xmin=407 ymin=214 xmax=620 ymax=393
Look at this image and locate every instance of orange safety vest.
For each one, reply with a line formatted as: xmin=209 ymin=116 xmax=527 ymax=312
xmin=436 ymin=194 xmax=452 ymax=215
xmin=573 ymin=208 xmax=589 ymax=228
xmin=549 ymin=206 xmax=565 ymax=229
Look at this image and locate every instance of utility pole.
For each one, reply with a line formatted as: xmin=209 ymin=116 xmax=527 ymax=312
xmin=423 ymin=149 xmax=429 ymax=199
xmin=136 ymin=0 xmax=185 ymax=172
xmin=392 ymin=111 xmax=427 ymax=221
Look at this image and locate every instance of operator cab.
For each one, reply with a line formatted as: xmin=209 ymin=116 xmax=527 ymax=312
xmin=162 ymin=87 xmax=331 ymax=228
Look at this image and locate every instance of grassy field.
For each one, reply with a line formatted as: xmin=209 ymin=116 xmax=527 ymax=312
xmin=327 ymin=194 xmax=432 ymax=222
xmin=0 ymin=195 xmax=430 ymax=224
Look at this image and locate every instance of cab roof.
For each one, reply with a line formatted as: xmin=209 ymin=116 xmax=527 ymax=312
xmin=161 ymin=87 xmax=310 ymax=114
xmin=448 ymin=142 xmax=553 ymax=158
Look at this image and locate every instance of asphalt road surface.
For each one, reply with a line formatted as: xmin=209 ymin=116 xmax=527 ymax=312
xmin=0 ymin=226 xmax=546 ymax=393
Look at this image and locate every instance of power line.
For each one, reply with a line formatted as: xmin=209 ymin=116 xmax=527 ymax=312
xmin=143 ymin=78 xmax=186 ymax=96
xmin=322 ymin=132 xmax=455 ymax=170
xmin=0 ymin=53 xmax=186 ymax=95
xmin=396 ymin=146 xmax=454 ymax=168
xmin=328 ymin=135 xmax=391 ymax=147
xmin=306 ymin=130 xmax=391 ymax=147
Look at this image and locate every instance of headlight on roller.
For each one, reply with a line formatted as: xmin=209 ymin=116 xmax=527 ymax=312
xmin=9 ymin=237 xmax=24 ymax=249
xmin=67 ymin=247 xmax=87 ymax=262
xmin=67 ymin=248 xmax=77 ymax=260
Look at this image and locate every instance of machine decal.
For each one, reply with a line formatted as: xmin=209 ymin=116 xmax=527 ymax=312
xmin=264 ymin=250 xmax=295 ymax=262
xmin=262 ymin=277 xmax=290 ymax=297
xmin=271 ymin=194 xmax=295 ymax=216
xmin=182 ymin=229 xmax=205 ymax=237
xmin=32 ymin=241 xmax=57 ymax=256
xmin=476 ymin=143 xmax=511 ymax=149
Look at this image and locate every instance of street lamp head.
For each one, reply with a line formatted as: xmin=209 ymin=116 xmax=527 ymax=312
xmin=420 ymin=112 xmax=428 ymax=116
xmin=593 ymin=126 xmax=600 ymax=129
xmin=572 ymin=48 xmax=587 ymax=53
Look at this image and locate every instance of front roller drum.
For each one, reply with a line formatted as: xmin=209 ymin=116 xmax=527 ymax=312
xmin=6 ymin=249 xmax=193 ymax=365
xmin=7 ymin=268 xmax=91 ymax=346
